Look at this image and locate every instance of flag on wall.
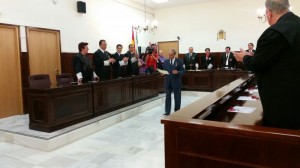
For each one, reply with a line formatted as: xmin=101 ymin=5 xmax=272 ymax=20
xmin=131 ymin=26 xmax=136 ymax=51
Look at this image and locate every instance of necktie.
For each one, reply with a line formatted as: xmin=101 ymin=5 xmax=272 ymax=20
xmin=226 ymin=54 xmax=229 ymax=66
xmin=170 ymin=59 xmax=173 ymax=66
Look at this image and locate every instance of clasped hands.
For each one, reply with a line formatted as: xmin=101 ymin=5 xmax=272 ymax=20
xmin=109 ymin=58 xmax=116 ymax=63
xmin=233 ymin=48 xmax=253 ymax=62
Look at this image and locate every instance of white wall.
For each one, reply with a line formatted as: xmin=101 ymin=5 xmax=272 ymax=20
xmin=0 ymin=0 xmax=155 ymax=52
xmin=0 ymin=0 xmax=299 ymax=54
xmin=154 ymin=0 xmax=300 ymax=53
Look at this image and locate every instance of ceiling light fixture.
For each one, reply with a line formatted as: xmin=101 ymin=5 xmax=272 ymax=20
xmin=134 ymin=0 xmax=158 ymax=33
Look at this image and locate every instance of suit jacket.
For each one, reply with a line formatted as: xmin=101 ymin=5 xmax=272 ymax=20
xmin=183 ymin=52 xmax=198 ymax=70
xmin=221 ymin=52 xmax=236 ymax=68
xmin=200 ymin=54 xmax=215 ymax=69
xmin=163 ymin=58 xmax=185 ymax=89
xmin=124 ymin=51 xmax=139 ymax=76
xmin=243 ymin=12 xmax=300 ymax=129
xmin=111 ymin=52 xmax=125 ymax=78
xmin=93 ymin=49 xmax=112 ymax=80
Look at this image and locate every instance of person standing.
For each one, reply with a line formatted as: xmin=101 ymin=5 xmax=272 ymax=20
xmin=221 ymin=46 xmax=236 ymax=68
xmin=234 ymin=0 xmax=300 ymax=129
xmin=201 ymin=48 xmax=215 ymax=69
xmin=161 ymin=49 xmax=185 ymax=115
xmin=157 ymin=50 xmax=165 ymax=70
xmin=111 ymin=44 xmax=129 ymax=78
xmin=125 ymin=44 xmax=139 ymax=76
xmin=183 ymin=47 xmax=198 ymax=70
xmin=73 ymin=42 xmax=99 ymax=84
xmin=246 ymin=43 xmax=256 ymax=55
xmin=93 ymin=40 xmax=116 ymax=80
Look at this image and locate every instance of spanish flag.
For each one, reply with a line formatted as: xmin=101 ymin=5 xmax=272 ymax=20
xmin=131 ymin=26 xmax=136 ymax=51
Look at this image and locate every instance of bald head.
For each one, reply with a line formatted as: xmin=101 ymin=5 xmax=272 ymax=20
xmin=265 ymin=0 xmax=290 ymax=14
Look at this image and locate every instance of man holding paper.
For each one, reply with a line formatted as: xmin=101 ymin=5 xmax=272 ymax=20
xmin=160 ymin=49 xmax=185 ymax=115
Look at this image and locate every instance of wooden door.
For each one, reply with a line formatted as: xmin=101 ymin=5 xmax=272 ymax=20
xmin=158 ymin=41 xmax=179 ymax=58
xmin=27 ymin=27 xmax=61 ymax=85
xmin=0 ymin=24 xmax=23 ymax=118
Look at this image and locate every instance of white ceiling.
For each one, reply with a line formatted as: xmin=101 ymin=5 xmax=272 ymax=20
xmin=129 ymin=0 xmax=219 ymax=9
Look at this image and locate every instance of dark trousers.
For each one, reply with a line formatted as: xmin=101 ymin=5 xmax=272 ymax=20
xmin=165 ymin=88 xmax=181 ymax=115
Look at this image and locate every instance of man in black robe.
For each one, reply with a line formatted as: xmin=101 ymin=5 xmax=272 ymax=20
xmin=234 ymin=0 xmax=300 ymax=129
xmin=124 ymin=44 xmax=139 ymax=76
xmin=111 ymin=44 xmax=129 ymax=78
xmin=93 ymin=40 xmax=116 ymax=80
xmin=73 ymin=42 xmax=99 ymax=84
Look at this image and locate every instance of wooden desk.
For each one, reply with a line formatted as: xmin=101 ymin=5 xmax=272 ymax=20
xmin=158 ymin=69 xmax=249 ymax=92
xmin=27 ymin=74 xmax=159 ymax=132
xmin=28 ymin=84 xmax=93 ymax=132
xmin=161 ymin=75 xmax=300 ymax=168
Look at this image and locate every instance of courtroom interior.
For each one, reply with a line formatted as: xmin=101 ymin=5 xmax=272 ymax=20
xmin=0 ymin=0 xmax=300 ymax=167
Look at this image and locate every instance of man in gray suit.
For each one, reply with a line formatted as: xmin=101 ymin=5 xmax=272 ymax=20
xmin=183 ymin=47 xmax=198 ymax=70
xmin=161 ymin=49 xmax=185 ymax=115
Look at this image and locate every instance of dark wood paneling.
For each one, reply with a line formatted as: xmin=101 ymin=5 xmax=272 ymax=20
xmin=132 ymin=74 xmax=160 ymax=102
xmin=162 ymin=76 xmax=300 ymax=168
xmin=28 ymin=84 xmax=93 ymax=132
xmin=93 ymin=77 xmax=133 ymax=116
xmin=60 ymin=52 xmax=93 ymax=80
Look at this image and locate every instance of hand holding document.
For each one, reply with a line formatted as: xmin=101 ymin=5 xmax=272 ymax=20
xmin=157 ymin=68 xmax=169 ymax=75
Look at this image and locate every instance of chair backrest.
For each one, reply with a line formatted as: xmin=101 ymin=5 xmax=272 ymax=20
xmin=28 ymin=74 xmax=51 ymax=89
xmin=56 ymin=73 xmax=74 ymax=86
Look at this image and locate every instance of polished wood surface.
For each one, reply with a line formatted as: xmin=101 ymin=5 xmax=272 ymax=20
xmin=0 ymin=24 xmax=23 ymax=118
xmin=28 ymin=84 xmax=93 ymax=132
xmin=93 ymin=77 xmax=133 ymax=116
xmin=158 ymin=70 xmax=249 ymax=92
xmin=162 ymin=75 xmax=300 ymax=168
xmin=27 ymin=74 xmax=159 ymax=132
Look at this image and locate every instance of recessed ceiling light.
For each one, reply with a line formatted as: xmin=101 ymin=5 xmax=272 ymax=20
xmin=152 ymin=0 xmax=169 ymax=4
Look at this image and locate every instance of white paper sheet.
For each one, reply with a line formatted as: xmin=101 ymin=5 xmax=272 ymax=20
xmin=227 ymin=106 xmax=256 ymax=114
xmin=244 ymin=88 xmax=259 ymax=94
xmin=157 ymin=69 xmax=169 ymax=75
xmin=237 ymin=96 xmax=259 ymax=101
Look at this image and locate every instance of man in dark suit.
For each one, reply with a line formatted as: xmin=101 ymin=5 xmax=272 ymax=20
xmin=124 ymin=44 xmax=139 ymax=76
xmin=221 ymin=46 xmax=236 ymax=68
xmin=200 ymin=48 xmax=215 ymax=69
xmin=93 ymin=40 xmax=116 ymax=80
xmin=234 ymin=0 xmax=300 ymax=130
xmin=183 ymin=47 xmax=198 ymax=70
xmin=111 ymin=44 xmax=129 ymax=78
xmin=161 ymin=49 xmax=185 ymax=115
xmin=73 ymin=42 xmax=99 ymax=84
xmin=245 ymin=43 xmax=256 ymax=55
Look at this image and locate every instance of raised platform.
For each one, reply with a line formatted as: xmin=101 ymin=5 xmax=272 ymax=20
xmin=0 ymin=94 xmax=166 ymax=151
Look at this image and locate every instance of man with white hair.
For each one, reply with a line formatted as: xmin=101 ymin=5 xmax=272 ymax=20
xmin=234 ymin=0 xmax=300 ymax=129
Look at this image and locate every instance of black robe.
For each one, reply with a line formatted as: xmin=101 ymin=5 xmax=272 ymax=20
xmin=200 ymin=54 xmax=215 ymax=69
xmin=124 ymin=51 xmax=139 ymax=76
xmin=243 ymin=12 xmax=300 ymax=129
xmin=73 ymin=53 xmax=93 ymax=83
xmin=93 ymin=49 xmax=112 ymax=80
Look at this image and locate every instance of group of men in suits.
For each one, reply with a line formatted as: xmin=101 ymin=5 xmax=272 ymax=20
xmin=183 ymin=44 xmax=256 ymax=70
xmin=73 ymin=40 xmax=139 ymax=83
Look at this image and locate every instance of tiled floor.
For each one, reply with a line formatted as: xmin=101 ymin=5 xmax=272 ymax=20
xmin=0 ymin=91 xmax=209 ymax=168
